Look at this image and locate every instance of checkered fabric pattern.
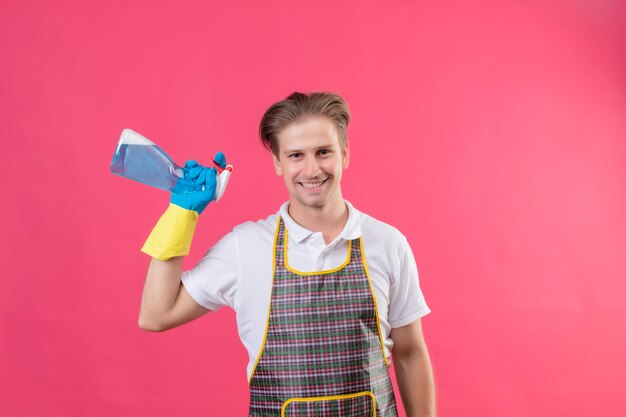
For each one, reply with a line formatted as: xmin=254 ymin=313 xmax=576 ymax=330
xmin=283 ymin=394 xmax=373 ymax=416
xmin=248 ymin=218 xmax=398 ymax=416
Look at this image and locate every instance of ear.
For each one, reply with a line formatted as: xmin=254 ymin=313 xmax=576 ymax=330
xmin=273 ymin=153 xmax=283 ymax=176
xmin=342 ymin=142 xmax=350 ymax=169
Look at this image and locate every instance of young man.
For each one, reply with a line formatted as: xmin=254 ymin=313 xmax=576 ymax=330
xmin=138 ymin=92 xmax=436 ymax=417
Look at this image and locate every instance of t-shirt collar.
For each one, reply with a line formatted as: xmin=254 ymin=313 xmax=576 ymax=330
xmin=279 ymin=200 xmax=362 ymax=243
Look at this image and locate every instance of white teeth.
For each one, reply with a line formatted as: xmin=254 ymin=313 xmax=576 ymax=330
xmin=301 ymin=181 xmax=324 ymax=188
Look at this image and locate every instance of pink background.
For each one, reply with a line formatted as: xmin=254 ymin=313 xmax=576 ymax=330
xmin=1 ymin=1 xmax=625 ymax=416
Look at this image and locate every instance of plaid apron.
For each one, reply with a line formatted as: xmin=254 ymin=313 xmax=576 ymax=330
xmin=248 ymin=218 xmax=398 ymax=416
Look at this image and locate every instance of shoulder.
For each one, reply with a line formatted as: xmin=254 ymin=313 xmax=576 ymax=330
xmin=352 ymin=207 xmax=413 ymax=287
xmin=359 ymin=210 xmax=408 ymax=248
xmin=231 ymin=212 xmax=279 ymax=242
xmin=207 ymin=213 xmax=278 ymax=268
xmin=351 ymin=206 xmax=412 ymax=275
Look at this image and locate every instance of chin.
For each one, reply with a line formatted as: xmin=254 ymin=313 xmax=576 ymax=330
xmin=300 ymin=198 xmax=326 ymax=209
xmin=293 ymin=194 xmax=328 ymax=209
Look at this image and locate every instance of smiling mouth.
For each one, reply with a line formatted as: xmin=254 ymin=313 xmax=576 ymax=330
xmin=298 ymin=179 xmax=328 ymax=189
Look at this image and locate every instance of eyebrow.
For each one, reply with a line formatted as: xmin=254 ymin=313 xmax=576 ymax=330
xmin=282 ymin=146 xmax=332 ymax=155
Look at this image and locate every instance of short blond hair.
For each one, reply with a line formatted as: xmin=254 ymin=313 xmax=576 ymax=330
xmin=259 ymin=92 xmax=351 ymax=157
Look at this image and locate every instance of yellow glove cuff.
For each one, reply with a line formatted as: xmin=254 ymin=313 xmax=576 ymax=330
xmin=141 ymin=204 xmax=199 ymax=260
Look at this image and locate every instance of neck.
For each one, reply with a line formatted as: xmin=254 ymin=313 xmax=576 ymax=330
xmin=287 ymin=196 xmax=348 ymax=244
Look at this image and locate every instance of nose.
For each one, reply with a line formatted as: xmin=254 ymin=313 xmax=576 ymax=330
xmin=303 ymin=155 xmax=321 ymax=178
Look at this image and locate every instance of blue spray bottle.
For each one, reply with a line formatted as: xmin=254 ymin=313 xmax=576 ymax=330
xmin=110 ymin=129 xmax=232 ymax=200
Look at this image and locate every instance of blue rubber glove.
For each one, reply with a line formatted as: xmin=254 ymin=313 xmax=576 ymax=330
xmin=170 ymin=152 xmax=226 ymax=214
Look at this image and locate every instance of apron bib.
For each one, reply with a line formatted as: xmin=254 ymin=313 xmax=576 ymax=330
xmin=248 ymin=218 xmax=398 ymax=417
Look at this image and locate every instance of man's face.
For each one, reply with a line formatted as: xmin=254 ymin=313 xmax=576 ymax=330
xmin=273 ymin=117 xmax=350 ymax=210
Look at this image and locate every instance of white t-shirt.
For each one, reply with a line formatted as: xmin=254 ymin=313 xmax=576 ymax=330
xmin=182 ymin=201 xmax=431 ymax=380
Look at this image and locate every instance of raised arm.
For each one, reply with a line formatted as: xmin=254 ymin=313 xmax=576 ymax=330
xmin=138 ymin=257 xmax=209 ymax=332
xmin=137 ymin=153 xmax=227 ymax=332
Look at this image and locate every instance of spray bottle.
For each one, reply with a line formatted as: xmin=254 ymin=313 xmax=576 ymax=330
xmin=110 ymin=129 xmax=232 ymax=201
